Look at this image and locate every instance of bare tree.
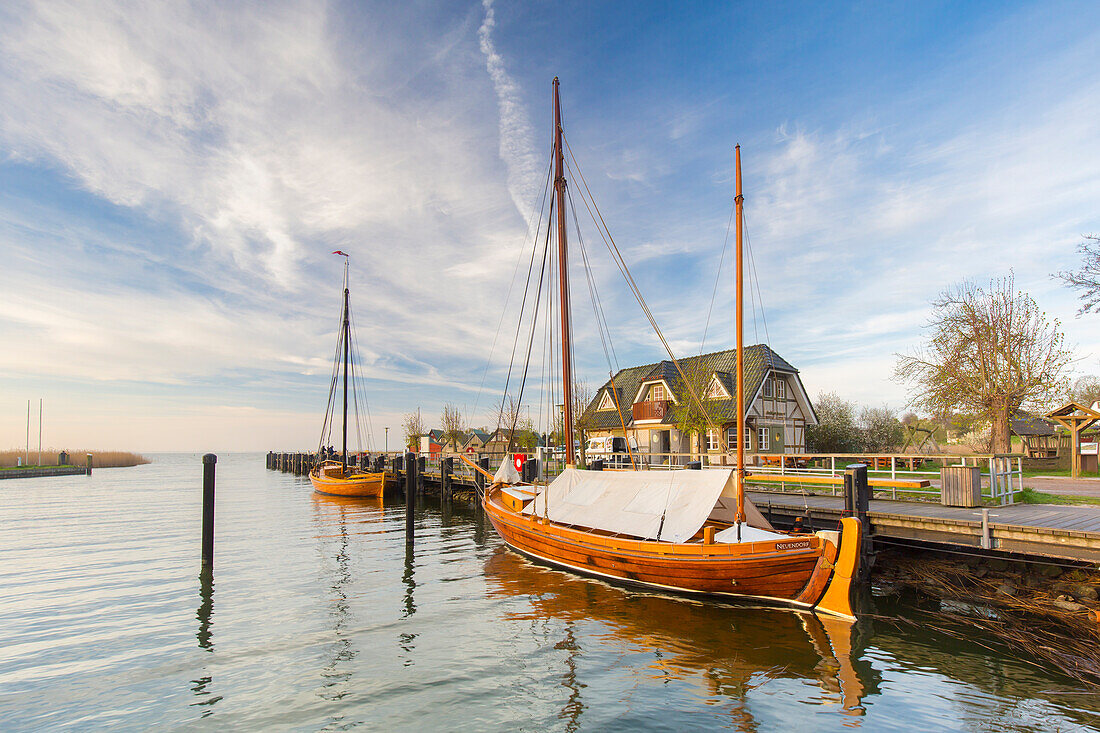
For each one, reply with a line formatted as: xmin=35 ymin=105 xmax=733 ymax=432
xmin=895 ymin=276 xmax=1072 ymax=453
xmin=440 ymin=403 xmax=465 ymax=447
xmin=1056 ymin=235 xmax=1100 ymax=314
xmin=1070 ymin=374 xmax=1100 ymax=407
xmin=402 ymin=410 xmax=425 ymax=451
xmin=495 ymin=395 xmax=525 ymax=432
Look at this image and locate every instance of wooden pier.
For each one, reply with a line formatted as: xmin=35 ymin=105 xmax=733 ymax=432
xmin=266 ymin=452 xmax=1100 ymax=564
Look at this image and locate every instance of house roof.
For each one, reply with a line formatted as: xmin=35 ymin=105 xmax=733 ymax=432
xmin=426 ymin=429 xmax=445 ymax=443
xmin=578 ymin=345 xmax=799 ymax=431
xmin=464 ymin=429 xmax=492 ymax=446
xmin=1010 ymin=411 xmax=1057 ymax=437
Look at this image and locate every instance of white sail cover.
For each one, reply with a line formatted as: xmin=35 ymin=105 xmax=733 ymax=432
xmin=522 ymin=468 xmax=770 ymax=543
xmin=493 ymin=456 xmax=522 ymax=484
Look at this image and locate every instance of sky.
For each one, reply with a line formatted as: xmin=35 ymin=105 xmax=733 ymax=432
xmin=1 ymin=0 xmax=1098 ymax=452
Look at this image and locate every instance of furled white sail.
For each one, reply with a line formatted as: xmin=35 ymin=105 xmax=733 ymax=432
xmin=522 ymin=467 xmax=772 ymax=543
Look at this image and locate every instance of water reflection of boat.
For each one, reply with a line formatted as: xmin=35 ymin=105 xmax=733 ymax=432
xmin=310 ymin=251 xmax=385 ymax=498
xmin=483 ymin=547 xmax=872 ymax=719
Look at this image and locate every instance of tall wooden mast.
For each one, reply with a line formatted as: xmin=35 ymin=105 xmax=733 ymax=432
xmin=734 ymin=145 xmax=746 ymax=533
xmin=554 ymin=77 xmax=576 ymax=466
xmin=341 ymin=259 xmax=350 ymax=474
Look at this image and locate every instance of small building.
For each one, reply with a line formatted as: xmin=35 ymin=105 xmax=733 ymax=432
xmin=577 ymin=345 xmax=817 ymax=463
xmin=484 ymin=428 xmax=544 ymax=456
xmin=419 ymin=429 xmax=445 ymax=457
xmin=1010 ymin=411 xmax=1063 ymax=458
xmin=463 ymin=429 xmax=493 ymax=453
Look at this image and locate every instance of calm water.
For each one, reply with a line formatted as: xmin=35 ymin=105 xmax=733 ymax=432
xmin=1 ymin=453 xmax=1096 ymax=731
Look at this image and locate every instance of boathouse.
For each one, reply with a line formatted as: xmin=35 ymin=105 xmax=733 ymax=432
xmin=577 ymin=345 xmax=816 ymax=462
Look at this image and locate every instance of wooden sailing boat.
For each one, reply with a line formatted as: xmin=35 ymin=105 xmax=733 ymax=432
xmin=310 ymin=253 xmax=385 ymax=498
xmin=481 ymin=78 xmax=861 ymax=620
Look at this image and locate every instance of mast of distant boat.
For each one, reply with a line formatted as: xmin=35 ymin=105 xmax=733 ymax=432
xmin=735 ymin=145 xmax=746 ymax=540
xmin=342 ymin=258 xmax=350 ymax=475
xmin=554 ymin=77 xmax=576 ymax=467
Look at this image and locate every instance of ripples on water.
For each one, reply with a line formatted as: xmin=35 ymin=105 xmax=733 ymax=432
xmin=0 ymin=453 xmax=1096 ymax=731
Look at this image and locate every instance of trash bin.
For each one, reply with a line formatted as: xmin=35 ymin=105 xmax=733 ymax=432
xmin=941 ymin=466 xmax=982 ymax=507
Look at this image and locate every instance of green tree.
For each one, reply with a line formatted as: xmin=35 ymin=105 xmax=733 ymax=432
xmin=860 ymin=406 xmax=905 ymax=452
xmin=669 ymin=360 xmax=727 ymax=457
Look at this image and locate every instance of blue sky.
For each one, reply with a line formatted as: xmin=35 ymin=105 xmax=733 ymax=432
xmin=1 ymin=0 xmax=1098 ymax=451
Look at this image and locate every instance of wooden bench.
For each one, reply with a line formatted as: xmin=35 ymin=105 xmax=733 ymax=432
xmin=744 ymin=473 xmax=931 ymax=490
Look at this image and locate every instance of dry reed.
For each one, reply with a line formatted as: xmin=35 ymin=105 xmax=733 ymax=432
xmin=0 ymin=449 xmax=150 ymax=469
xmin=874 ymin=550 xmax=1100 ymax=686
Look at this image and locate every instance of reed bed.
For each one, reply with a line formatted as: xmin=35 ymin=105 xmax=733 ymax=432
xmin=873 ymin=549 xmax=1100 ymax=687
xmin=0 ymin=449 xmax=150 ymax=469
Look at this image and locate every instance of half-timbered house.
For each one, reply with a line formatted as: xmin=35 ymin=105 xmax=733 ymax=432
xmin=577 ymin=345 xmax=816 ymax=463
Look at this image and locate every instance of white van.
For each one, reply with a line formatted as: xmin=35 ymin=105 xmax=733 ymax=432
xmin=585 ymin=436 xmax=639 ymax=467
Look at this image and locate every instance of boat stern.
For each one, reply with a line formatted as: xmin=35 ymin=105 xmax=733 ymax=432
xmin=813 ymin=517 xmax=862 ymax=621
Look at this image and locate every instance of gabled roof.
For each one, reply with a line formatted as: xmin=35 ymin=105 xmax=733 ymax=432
xmin=1010 ymin=411 xmax=1057 ymax=437
xmin=578 ymin=345 xmax=800 ymax=431
xmin=426 ymin=429 xmax=445 ymax=443
xmin=464 ymin=429 xmax=492 ymax=446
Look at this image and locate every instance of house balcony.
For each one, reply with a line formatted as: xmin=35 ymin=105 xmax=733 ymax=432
xmin=632 ymin=400 xmax=671 ymax=422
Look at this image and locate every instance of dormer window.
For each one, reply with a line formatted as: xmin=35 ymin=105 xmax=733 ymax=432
xmin=597 ymin=391 xmax=615 ymax=410
xmin=650 ymin=384 xmax=665 ymax=402
xmin=705 ymin=376 xmax=729 ymax=400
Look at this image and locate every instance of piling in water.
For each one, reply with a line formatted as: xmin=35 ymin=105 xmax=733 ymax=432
xmin=405 ymin=451 xmax=416 ymax=546
xmin=85 ymin=453 xmax=93 ymax=476
xmin=441 ymin=457 xmax=453 ymax=500
xmin=202 ymin=453 xmax=216 ymax=569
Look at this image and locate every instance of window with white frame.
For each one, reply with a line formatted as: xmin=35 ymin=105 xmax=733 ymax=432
xmin=650 ymin=384 xmax=665 ymax=402
xmin=705 ymin=429 xmax=719 ymax=451
xmin=725 ymin=426 xmax=752 ymax=450
xmin=774 ymin=376 xmax=787 ymax=399
xmin=758 ymin=426 xmax=770 ymax=449
xmin=763 ymin=376 xmax=773 ymax=398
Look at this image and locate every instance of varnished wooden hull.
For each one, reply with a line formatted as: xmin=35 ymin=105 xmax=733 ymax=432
xmin=310 ymin=469 xmax=386 ymax=497
xmin=483 ymin=487 xmax=860 ymax=619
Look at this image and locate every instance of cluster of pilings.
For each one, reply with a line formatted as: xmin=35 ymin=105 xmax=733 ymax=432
xmin=264 ymin=450 xmax=503 ymax=500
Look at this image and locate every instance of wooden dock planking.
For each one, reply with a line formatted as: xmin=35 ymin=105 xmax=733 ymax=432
xmin=746 ymin=490 xmax=1100 ymax=563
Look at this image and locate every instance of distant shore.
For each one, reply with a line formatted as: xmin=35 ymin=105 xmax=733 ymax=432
xmin=0 ymin=449 xmax=150 ymax=470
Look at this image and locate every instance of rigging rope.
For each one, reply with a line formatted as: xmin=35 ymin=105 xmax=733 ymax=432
xmin=563 ymin=133 xmax=725 ymax=448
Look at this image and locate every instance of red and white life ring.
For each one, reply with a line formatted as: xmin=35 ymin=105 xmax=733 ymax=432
xmin=513 ymin=454 xmax=526 ymax=472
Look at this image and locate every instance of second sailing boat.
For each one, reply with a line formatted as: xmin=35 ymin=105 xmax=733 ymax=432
xmin=310 ymin=252 xmax=385 ymax=497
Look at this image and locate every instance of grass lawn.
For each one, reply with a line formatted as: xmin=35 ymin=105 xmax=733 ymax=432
xmin=1016 ymin=487 xmax=1100 ymax=506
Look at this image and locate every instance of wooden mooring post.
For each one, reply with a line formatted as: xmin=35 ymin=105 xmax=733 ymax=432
xmin=843 ymin=463 xmax=873 ymax=576
xmin=201 ymin=453 xmax=216 ymax=570
xmin=86 ymin=453 xmax=93 ymax=476
xmin=405 ymin=451 xmax=416 ymax=546
xmin=441 ymin=457 xmax=454 ymax=500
